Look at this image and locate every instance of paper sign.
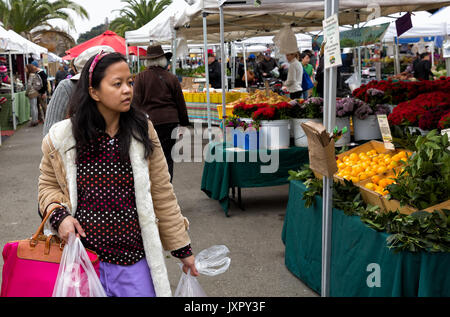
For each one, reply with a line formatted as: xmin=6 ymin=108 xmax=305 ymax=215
xmin=377 ymin=115 xmax=395 ymax=150
xmin=322 ymin=14 xmax=343 ymax=69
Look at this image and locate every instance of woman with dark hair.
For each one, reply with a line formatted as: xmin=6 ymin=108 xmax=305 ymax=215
xmin=25 ymin=64 xmax=41 ymax=127
xmin=39 ymin=52 xmax=198 ymax=297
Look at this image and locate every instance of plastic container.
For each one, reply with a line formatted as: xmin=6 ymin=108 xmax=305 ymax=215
xmin=352 ymin=115 xmax=382 ymax=141
xmin=259 ymin=120 xmax=290 ymax=149
xmin=292 ymin=118 xmax=322 ymax=147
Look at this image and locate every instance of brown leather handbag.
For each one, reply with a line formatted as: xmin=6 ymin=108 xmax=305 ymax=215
xmin=1 ymin=205 xmax=100 ymax=297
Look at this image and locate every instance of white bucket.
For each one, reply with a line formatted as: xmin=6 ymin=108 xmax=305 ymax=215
xmin=335 ymin=117 xmax=351 ymax=147
xmin=292 ymin=118 xmax=322 ymax=147
xmin=353 ymin=115 xmax=382 ymax=141
xmin=408 ymin=126 xmax=429 ymax=136
xmin=259 ymin=120 xmax=290 ymax=149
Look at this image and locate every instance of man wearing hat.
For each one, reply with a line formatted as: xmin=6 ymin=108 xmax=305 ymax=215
xmin=133 ymin=44 xmax=190 ymax=182
xmin=43 ymin=45 xmax=115 ymax=136
xmin=258 ymin=49 xmax=278 ymax=80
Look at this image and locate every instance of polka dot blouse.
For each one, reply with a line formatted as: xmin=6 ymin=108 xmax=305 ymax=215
xmin=50 ymin=131 xmax=192 ymax=265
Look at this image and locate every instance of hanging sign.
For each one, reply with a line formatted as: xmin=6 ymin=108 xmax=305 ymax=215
xmin=322 ymin=14 xmax=343 ymax=69
xmin=395 ymin=12 xmax=413 ymax=37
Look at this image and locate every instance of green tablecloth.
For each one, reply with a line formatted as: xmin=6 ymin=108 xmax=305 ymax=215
xmin=0 ymin=91 xmax=30 ymax=131
xmin=201 ymin=142 xmax=309 ymax=216
xmin=282 ymin=180 xmax=450 ymax=297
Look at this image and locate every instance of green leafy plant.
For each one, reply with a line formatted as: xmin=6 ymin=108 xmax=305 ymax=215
xmin=387 ymin=130 xmax=450 ymax=210
xmin=288 ymin=165 xmax=450 ymax=252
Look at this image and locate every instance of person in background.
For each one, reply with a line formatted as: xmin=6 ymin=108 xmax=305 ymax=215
xmin=202 ymin=50 xmax=222 ymax=89
xmin=0 ymin=64 xmax=11 ymax=85
xmin=414 ymin=52 xmax=434 ymax=81
xmin=25 ymin=64 xmax=41 ymax=127
xmin=315 ymin=43 xmax=326 ymax=98
xmin=43 ymin=46 xmax=116 ymax=136
xmin=39 ymin=51 xmax=198 ymax=297
xmin=133 ymin=45 xmax=190 ymax=182
xmin=300 ymin=52 xmax=313 ymax=99
xmin=284 ymin=51 xmax=303 ymax=99
xmin=31 ymin=61 xmax=48 ymax=123
xmin=54 ymin=64 xmax=68 ymax=89
xmin=258 ymin=50 xmax=278 ymax=79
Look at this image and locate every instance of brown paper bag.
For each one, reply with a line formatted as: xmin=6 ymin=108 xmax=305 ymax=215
xmin=301 ymin=121 xmax=338 ymax=178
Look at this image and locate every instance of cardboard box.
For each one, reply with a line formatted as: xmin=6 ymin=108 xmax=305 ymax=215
xmin=301 ymin=121 xmax=338 ymax=178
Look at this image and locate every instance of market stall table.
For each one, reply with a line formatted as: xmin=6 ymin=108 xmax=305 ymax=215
xmin=201 ymin=142 xmax=309 ymax=217
xmin=186 ymin=102 xmax=221 ymax=126
xmin=282 ymin=180 xmax=450 ymax=297
xmin=0 ymin=91 xmax=30 ymax=131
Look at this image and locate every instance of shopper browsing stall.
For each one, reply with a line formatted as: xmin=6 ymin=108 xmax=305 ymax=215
xmin=284 ymin=51 xmax=303 ymax=99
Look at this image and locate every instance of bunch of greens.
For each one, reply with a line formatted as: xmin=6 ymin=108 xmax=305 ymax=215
xmin=287 ymin=165 xmax=450 ymax=253
xmin=386 ymin=130 xmax=450 ymax=210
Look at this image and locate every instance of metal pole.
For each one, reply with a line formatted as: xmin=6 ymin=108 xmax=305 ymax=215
xmin=242 ymin=43 xmax=248 ymax=90
xmin=321 ymin=0 xmax=338 ymax=298
xmin=231 ymin=42 xmax=235 ymax=89
xmin=137 ymin=46 xmax=140 ymax=72
xmin=203 ymin=12 xmax=212 ymax=142
xmin=219 ymin=4 xmax=226 ymax=135
xmin=8 ymin=52 xmax=16 ymax=130
xmin=172 ymin=29 xmax=177 ymax=75
xmin=125 ymin=41 xmax=130 ymax=65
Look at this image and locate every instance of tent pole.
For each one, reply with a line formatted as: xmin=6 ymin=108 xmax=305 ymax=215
xmin=231 ymin=42 xmax=235 ymax=89
xmin=172 ymin=29 xmax=177 ymax=75
xmin=137 ymin=46 xmax=140 ymax=73
xmin=322 ymin=0 xmax=338 ymax=298
xmin=23 ymin=54 xmax=28 ymax=87
xmin=242 ymin=43 xmax=248 ymax=90
xmin=8 ymin=52 xmax=17 ymax=130
xmin=203 ymin=12 xmax=212 ymax=143
xmin=219 ymin=4 xmax=226 ymax=136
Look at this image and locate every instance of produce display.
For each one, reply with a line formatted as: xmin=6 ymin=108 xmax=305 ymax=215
xmin=228 ymin=90 xmax=291 ymax=107
xmin=336 ymin=149 xmax=409 ymax=188
xmin=183 ymin=91 xmax=245 ymax=104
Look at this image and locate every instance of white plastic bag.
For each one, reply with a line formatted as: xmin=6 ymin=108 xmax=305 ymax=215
xmin=174 ymin=245 xmax=231 ymax=297
xmin=52 ymin=233 xmax=106 ymax=297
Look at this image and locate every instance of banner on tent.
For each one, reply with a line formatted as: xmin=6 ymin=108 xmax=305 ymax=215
xmin=314 ymin=23 xmax=390 ymax=49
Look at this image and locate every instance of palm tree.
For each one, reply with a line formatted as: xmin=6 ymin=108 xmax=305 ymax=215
xmin=0 ymin=0 xmax=89 ymax=40
xmin=110 ymin=0 xmax=172 ymax=37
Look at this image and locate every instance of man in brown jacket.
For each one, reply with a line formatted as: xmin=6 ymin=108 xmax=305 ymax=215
xmin=133 ymin=45 xmax=190 ymax=182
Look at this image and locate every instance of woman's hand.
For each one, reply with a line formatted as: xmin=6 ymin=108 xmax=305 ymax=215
xmin=180 ymin=255 xmax=200 ymax=276
xmin=58 ymin=216 xmax=86 ymax=242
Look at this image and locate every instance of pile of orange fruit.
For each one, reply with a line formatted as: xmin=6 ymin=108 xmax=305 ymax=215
xmin=335 ymin=149 xmax=409 ymax=184
xmin=364 ymin=175 xmax=397 ymax=195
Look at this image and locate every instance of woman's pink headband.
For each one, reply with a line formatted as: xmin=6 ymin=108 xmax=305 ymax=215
xmin=89 ymin=51 xmax=110 ymax=87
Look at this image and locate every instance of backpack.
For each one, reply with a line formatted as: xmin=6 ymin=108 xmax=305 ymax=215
xmin=301 ymin=68 xmax=314 ymax=91
xmin=31 ymin=73 xmax=43 ymax=92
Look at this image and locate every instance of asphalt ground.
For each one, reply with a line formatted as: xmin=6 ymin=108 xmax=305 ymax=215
xmin=0 ymin=123 xmax=318 ymax=297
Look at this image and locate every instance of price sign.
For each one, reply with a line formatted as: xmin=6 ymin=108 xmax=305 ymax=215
xmin=377 ymin=115 xmax=395 ymax=150
xmin=323 ymin=14 xmax=343 ymax=69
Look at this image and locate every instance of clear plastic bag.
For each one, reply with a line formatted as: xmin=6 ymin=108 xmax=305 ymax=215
xmin=174 ymin=245 xmax=231 ymax=297
xmin=52 ymin=233 xmax=106 ymax=297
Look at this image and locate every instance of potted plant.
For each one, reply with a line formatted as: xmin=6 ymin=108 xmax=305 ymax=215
xmin=225 ymin=117 xmax=260 ymax=150
xmin=334 ymin=97 xmax=355 ymax=146
xmin=290 ymin=97 xmax=323 ymax=147
xmin=352 ymin=97 xmax=392 ymax=141
xmin=252 ymin=102 xmax=292 ymax=149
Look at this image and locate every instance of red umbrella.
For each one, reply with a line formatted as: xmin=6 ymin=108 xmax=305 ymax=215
xmin=65 ymin=30 xmax=144 ymax=58
xmin=129 ymin=46 xmax=147 ymax=57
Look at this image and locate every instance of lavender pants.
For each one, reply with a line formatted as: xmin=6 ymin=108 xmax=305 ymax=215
xmin=99 ymin=259 xmax=156 ymax=297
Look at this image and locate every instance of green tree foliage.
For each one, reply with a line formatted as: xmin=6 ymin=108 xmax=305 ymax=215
xmin=77 ymin=23 xmax=109 ymax=44
xmin=0 ymin=0 xmax=88 ymax=38
xmin=109 ymin=0 xmax=172 ymax=37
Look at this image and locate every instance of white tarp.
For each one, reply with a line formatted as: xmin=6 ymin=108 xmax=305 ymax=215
xmin=5 ymin=29 xmax=48 ymax=59
xmin=0 ymin=25 xmax=23 ymax=52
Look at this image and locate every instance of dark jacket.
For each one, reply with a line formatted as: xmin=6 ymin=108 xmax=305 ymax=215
xmin=258 ymin=58 xmax=278 ymax=76
xmin=208 ymin=60 xmax=222 ymax=89
xmin=414 ymin=59 xmax=432 ymax=81
xmin=37 ymin=69 xmax=48 ymax=95
xmin=133 ymin=66 xmax=190 ymax=127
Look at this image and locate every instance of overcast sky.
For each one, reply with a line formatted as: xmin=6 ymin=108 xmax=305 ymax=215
xmin=49 ymin=0 xmax=125 ymax=41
